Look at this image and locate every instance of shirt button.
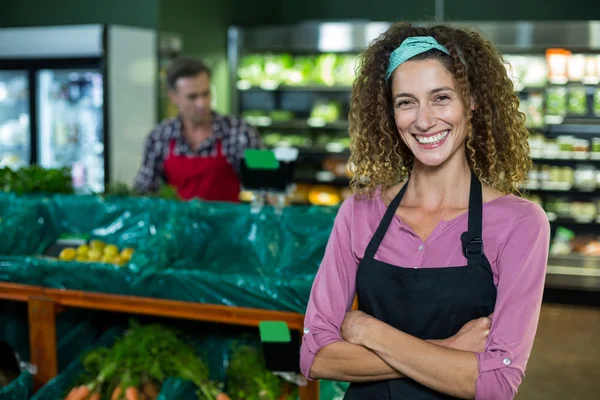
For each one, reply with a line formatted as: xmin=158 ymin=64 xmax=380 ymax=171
xmin=503 ymin=358 xmax=511 ymax=366
xmin=418 ymin=244 xmax=424 ymax=251
xmin=303 ymin=327 xmax=310 ymax=334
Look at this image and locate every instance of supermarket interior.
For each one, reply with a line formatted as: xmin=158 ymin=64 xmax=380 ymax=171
xmin=1 ymin=0 xmax=600 ymax=399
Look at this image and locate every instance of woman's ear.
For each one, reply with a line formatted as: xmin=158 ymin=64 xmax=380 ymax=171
xmin=470 ymin=97 xmax=477 ymax=111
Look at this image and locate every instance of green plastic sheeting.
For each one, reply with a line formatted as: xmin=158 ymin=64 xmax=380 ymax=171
xmin=0 ymin=193 xmax=337 ymax=312
xmin=0 ymin=302 xmax=106 ymax=371
xmin=0 ymin=371 xmax=31 ymax=400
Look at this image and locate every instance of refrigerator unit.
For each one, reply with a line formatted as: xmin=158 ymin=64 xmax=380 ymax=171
xmin=0 ymin=24 xmax=158 ymax=193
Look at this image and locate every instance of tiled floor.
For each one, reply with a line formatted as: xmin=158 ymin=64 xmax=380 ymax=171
xmin=516 ymin=303 xmax=600 ymax=399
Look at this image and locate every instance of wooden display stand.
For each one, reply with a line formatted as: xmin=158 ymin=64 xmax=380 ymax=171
xmin=0 ymin=282 xmax=319 ymax=399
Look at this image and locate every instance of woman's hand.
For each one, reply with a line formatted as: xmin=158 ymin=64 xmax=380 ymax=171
xmin=445 ymin=314 xmax=492 ymax=353
xmin=340 ymin=310 xmax=380 ymax=346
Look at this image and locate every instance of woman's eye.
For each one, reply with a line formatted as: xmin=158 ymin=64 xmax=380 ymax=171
xmin=396 ymin=100 xmax=411 ymax=108
xmin=435 ymin=95 xmax=451 ymax=102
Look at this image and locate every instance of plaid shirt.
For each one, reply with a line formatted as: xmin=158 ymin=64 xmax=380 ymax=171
xmin=133 ymin=112 xmax=263 ymax=193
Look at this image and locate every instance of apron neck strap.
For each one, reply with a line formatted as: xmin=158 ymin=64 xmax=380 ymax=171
xmin=364 ymin=170 xmax=484 ymax=267
xmin=364 ymin=177 xmax=410 ymax=260
xmin=461 ymin=170 xmax=484 ymax=268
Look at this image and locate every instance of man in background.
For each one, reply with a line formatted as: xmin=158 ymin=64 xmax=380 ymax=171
xmin=133 ymin=57 xmax=262 ymax=201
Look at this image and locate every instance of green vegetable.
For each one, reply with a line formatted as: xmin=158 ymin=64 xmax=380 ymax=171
xmin=226 ymin=344 xmax=295 ymax=400
xmin=73 ymin=321 xmax=221 ymax=399
xmin=0 ymin=166 xmax=73 ymax=194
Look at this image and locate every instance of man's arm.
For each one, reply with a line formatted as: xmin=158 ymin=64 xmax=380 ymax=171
xmin=133 ymin=130 xmax=164 ymax=194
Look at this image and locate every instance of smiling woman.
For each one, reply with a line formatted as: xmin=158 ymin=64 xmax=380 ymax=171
xmin=300 ymin=22 xmax=550 ymax=400
xmin=348 ymin=24 xmax=530 ymax=196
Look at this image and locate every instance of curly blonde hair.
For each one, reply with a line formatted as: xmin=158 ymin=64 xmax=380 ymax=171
xmin=349 ymin=22 xmax=531 ymax=197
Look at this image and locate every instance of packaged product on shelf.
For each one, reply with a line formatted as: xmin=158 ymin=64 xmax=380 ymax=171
xmin=572 ymin=139 xmax=590 ymax=159
xmin=546 ymin=49 xmax=571 ymax=84
xmin=549 ymin=226 xmax=575 ymax=255
xmin=312 ymin=54 xmax=338 ymax=87
xmin=527 ymin=133 xmax=546 ymax=159
xmin=567 ymin=55 xmax=586 ymax=82
xmin=569 ymin=201 xmax=597 ymax=223
xmin=594 ymin=89 xmax=600 ymax=116
xmin=545 ymin=87 xmax=568 ymax=117
xmin=519 ymin=94 xmax=544 ymax=128
xmin=333 ymin=55 xmax=358 ymax=87
xmin=567 ymin=86 xmax=588 ymax=115
xmin=283 ymin=56 xmax=314 ymax=86
xmin=237 ymin=55 xmax=265 ymax=87
xmin=504 ymin=55 xmax=547 ymax=89
xmin=583 ymin=56 xmax=600 ymax=84
xmin=592 ymin=138 xmax=600 ymax=159
xmin=262 ymin=54 xmax=294 ymax=88
xmin=308 ymin=185 xmax=342 ymax=206
xmin=574 ymin=164 xmax=597 ymax=191
xmin=309 ymin=100 xmax=341 ymax=123
xmin=556 ymin=136 xmax=575 ymax=158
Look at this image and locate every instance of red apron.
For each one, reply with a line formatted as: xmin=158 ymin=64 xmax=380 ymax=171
xmin=163 ymin=138 xmax=241 ymax=202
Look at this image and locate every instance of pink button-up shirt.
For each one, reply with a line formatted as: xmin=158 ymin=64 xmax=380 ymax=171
xmin=300 ymin=190 xmax=550 ymax=399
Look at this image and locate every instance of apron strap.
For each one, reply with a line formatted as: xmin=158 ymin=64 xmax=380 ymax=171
xmin=460 ymin=170 xmax=492 ymax=274
xmin=364 ymin=178 xmax=410 ymax=260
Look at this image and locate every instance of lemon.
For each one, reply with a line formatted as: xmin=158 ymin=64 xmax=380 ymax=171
xmin=59 ymin=248 xmax=76 ymax=261
xmin=103 ymin=244 xmax=119 ymax=258
xmin=120 ymin=248 xmax=135 ymax=261
xmin=100 ymin=255 xmax=114 ymax=263
xmin=113 ymin=256 xmax=126 ymax=267
xmin=75 ymin=255 xmax=88 ymax=262
xmin=87 ymin=249 xmax=102 ymax=261
xmin=76 ymin=244 xmax=89 ymax=256
xmin=89 ymin=240 xmax=106 ymax=252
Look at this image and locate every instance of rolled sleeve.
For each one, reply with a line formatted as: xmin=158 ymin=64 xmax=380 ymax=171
xmin=475 ymin=203 xmax=550 ymax=399
xmin=299 ymin=197 xmax=359 ymax=380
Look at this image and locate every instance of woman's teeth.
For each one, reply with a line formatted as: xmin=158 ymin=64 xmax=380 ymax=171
xmin=415 ymin=130 xmax=449 ymax=144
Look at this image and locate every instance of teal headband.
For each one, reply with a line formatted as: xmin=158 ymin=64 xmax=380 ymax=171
xmin=385 ymin=36 xmax=450 ymax=81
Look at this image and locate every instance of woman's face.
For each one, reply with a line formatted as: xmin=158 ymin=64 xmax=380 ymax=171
xmin=390 ymin=58 xmax=471 ymax=168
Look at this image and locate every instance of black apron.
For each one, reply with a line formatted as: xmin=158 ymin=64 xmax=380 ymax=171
xmin=344 ymin=171 xmax=497 ymax=399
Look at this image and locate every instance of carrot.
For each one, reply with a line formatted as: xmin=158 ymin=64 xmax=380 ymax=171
xmin=142 ymin=381 xmax=159 ymax=400
xmin=64 ymin=385 xmax=89 ymax=400
xmin=88 ymin=392 xmax=101 ymax=400
xmin=64 ymin=386 xmax=82 ymax=400
xmin=125 ymin=386 xmax=140 ymax=400
xmin=111 ymin=386 xmax=122 ymax=400
xmin=216 ymin=393 xmax=231 ymax=400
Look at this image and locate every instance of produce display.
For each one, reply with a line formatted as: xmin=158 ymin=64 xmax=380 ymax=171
xmin=237 ymin=54 xmax=358 ymax=88
xmin=0 ymin=166 xmax=73 ymax=194
xmin=59 ymin=322 xmax=296 ymax=400
xmin=62 ymin=322 xmax=224 ymax=400
xmin=57 ymin=240 xmax=135 ymax=267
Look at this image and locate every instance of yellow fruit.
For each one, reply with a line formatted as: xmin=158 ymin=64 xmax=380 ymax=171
xmin=76 ymin=244 xmax=89 ymax=256
xmin=113 ymin=256 xmax=126 ymax=267
xmin=59 ymin=248 xmax=76 ymax=261
xmin=87 ymin=249 xmax=102 ymax=261
xmin=120 ymin=248 xmax=135 ymax=261
xmin=100 ymin=255 xmax=114 ymax=263
xmin=75 ymin=255 xmax=88 ymax=262
xmin=89 ymin=240 xmax=106 ymax=252
xmin=103 ymin=244 xmax=119 ymax=257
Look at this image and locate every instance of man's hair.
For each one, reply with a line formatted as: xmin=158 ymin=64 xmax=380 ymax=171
xmin=166 ymin=57 xmax=211 ymax=91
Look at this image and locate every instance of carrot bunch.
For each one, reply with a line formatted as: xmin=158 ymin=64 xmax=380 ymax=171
xmin=63 ymin=322 xmax=226 ymax=400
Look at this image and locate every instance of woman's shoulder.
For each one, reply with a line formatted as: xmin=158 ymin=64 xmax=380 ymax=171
xmin=484 ymin=194 xmax=550 ymax=235
xmin=337 ymin=186 xmax=387 ymax=219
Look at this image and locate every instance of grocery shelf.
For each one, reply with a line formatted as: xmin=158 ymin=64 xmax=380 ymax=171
xmin=546 ymin=255 xmax=600 ymax=292
xmin=546 ymin=123 xmax=600 ymax=136
xmin=253 ymin=118 xmax=349 ymax=131
xmin=522 ymin=186 xmax=600 ymax=195
xmin=239 ymin=84 xmax=352 ymax=92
